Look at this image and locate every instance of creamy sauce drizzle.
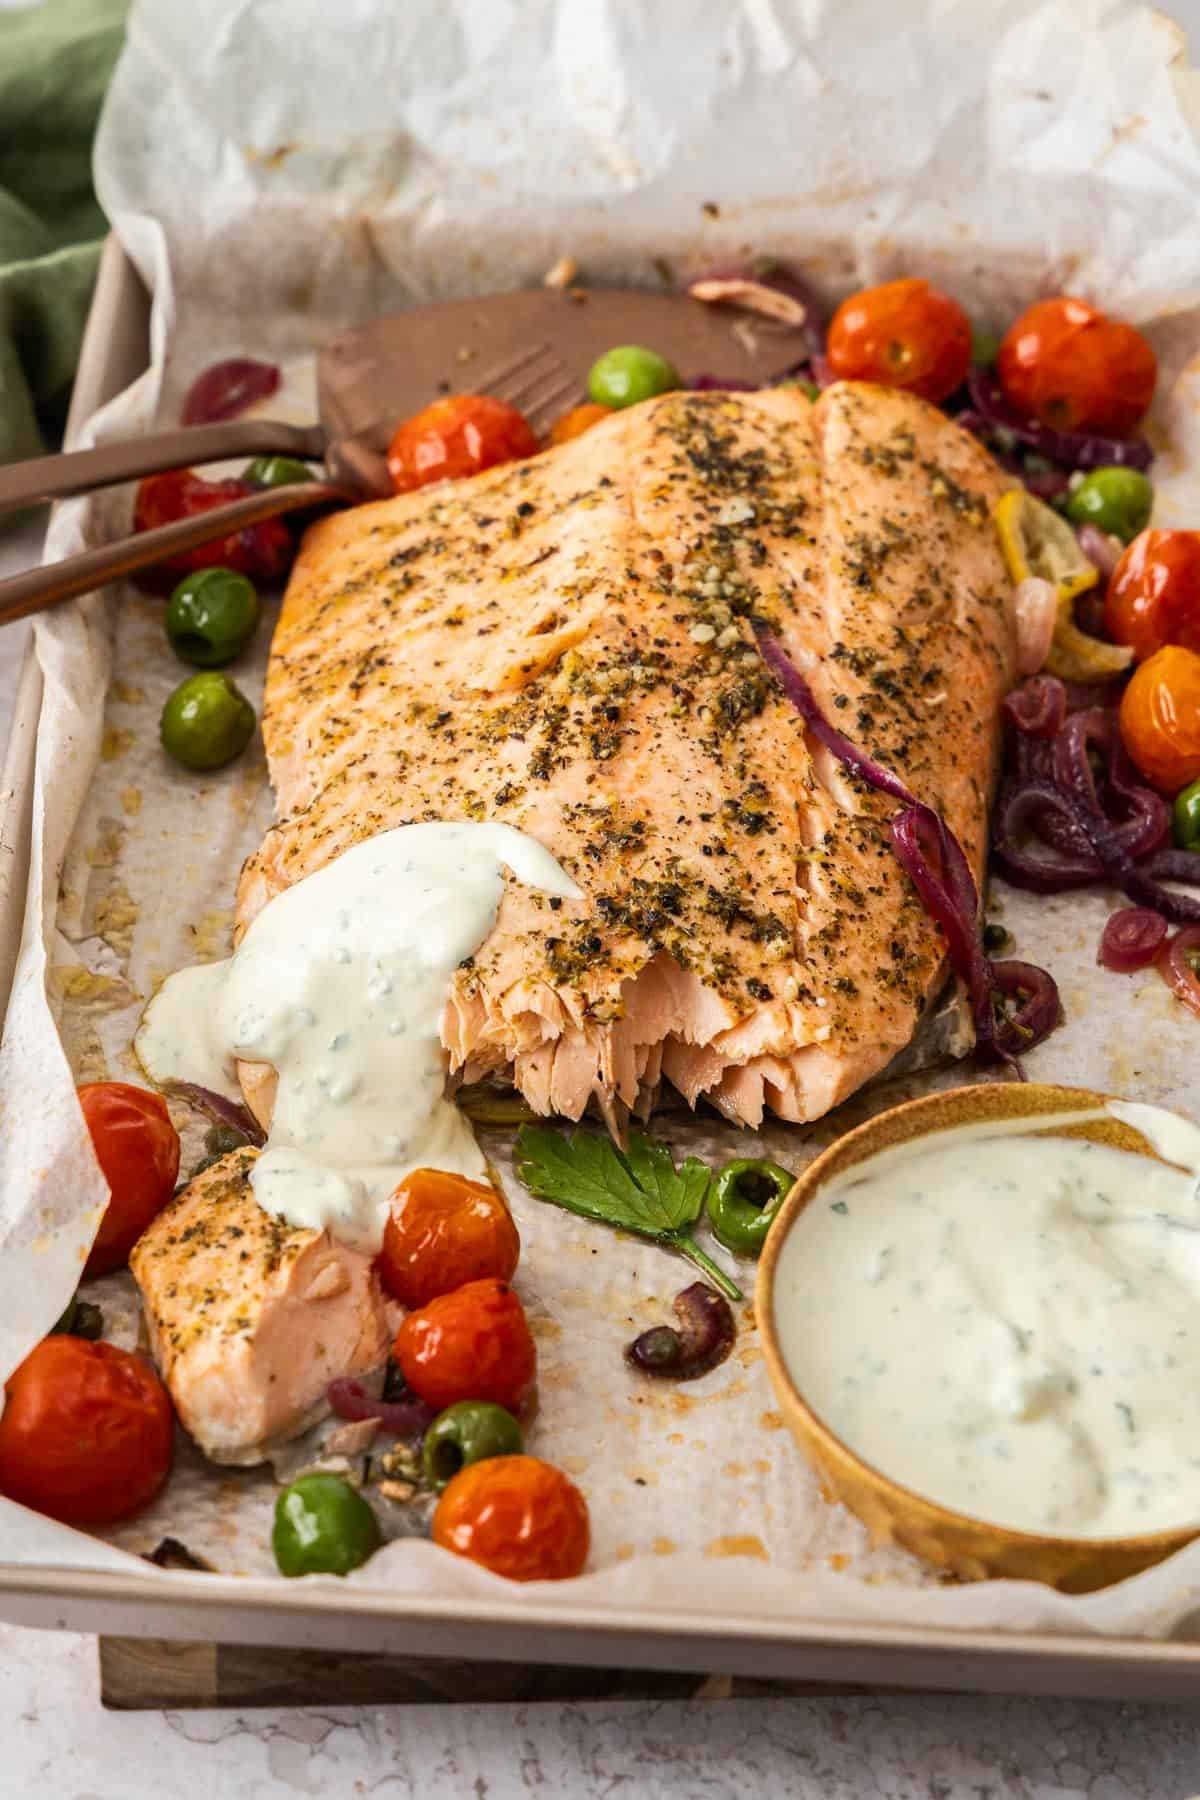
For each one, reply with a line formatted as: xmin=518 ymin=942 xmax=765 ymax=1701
xmin=136 ymin=823 xmax=579 ymax=1253
xmin=774 ymin=1105 xmax=1200 ymax=1539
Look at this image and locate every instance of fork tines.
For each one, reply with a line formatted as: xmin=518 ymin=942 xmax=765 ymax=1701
xmin=481 ymin=342 xmax=580 ymax=434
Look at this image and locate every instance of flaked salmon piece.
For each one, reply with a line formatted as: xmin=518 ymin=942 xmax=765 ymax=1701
xmin=238 ymin=382 xmax=1014 ymax=1130
xmin=130 ymin=1149 xmax=391 ymax=1465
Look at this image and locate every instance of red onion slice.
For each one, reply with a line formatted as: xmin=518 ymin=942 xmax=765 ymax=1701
xmin=992 ymin=784 xmax=1103 ymax=889
xmin=183 ymin=358 xmax=281 ymax=425
xmin=1140 ymin=848 xmax=1200 ymax=886
xmin=687 ymin=262 xmax=826 ymax=357
xmin=755 ymin=627 xmax=1060 ymax=1063
xmin=1076 ymin=523 xmax=1122 ymax=583
xmin=1157 ymin=926 xmax=1200 ymax=1017
xmin=1012 ymin=577 xmax=1058 ymax=677
xmin=1003 ymin=674 xmax=1066 ymax=739
xmin=1023 ymin=468 xmax=1071 ymax=501
xmin=165 ymin=1080 xmax=266 ymax=1147
xmin=327 ymin=1377 xmax=435 ymax=1440
xmin=689 ymin=374 xmax=758 ymax=392
xmin=1098 ymin=907 xmax=1169 ymax=971
xmin=963 ymin=370 xmax=1153 ymax=472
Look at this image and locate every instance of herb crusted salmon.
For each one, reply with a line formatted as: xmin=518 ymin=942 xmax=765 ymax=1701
xmin=237 ymin=381 xmax=1015 ymax=1131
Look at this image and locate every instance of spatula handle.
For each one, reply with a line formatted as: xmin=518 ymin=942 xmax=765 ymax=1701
xmin=0 ymin=481 xmax=338 ymax=626
xmin=0 ymin=420 xmax=327 ymax=513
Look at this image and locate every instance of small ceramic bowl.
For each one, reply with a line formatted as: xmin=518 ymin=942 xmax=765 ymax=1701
xmin=756 ymin=1081 xmax=1200 ymax=1594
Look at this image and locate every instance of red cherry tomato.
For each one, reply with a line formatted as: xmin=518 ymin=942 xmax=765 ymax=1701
xmin=432 ymin=1455 xmax=590 ymax=1582
xmin=77 ymin=1082 xmax=180 ymax=1277
xmin=379 ymin=1169 xmax=520 ymax=1309
xmin=132 ymin=469 xmax=293 ymax=595
xmin=386 ymin=394 xmax=539 ymax=494
xmin=1105 ymin=530 xmax=1200 ymax=663
xmin=0 ymin=1336 xmax=173 ymax=1525
xmin=825 ymin=278 xmax=971 ymax=403
xmin=1118 ymin=644 xmax=1200 ymax=793
xmin=997 ymin=297 xmax=1156 ymax=437
xmin=393 ymin=1277 xmax=536 ymax=1412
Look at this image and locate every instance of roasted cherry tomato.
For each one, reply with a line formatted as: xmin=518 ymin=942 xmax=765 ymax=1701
xmin=546 ymin=402 xmax=613 ymax=447
xmin=431 ymin=1455 xmax=589 ymax=1581
xmin=1118 ymin=644 xmax=1200 ymax=793
xmin=77 ymin=1082 xmax=180 ymax=1278
xmin=825 ymin=278 xmax=971 ymax=403
xmin=1105 ymin=530 xmax=1200 ymax=663
xmin=0 ymin=1336 xmax=173 ymax=1525
xmin=423 ymin=1400 xmax=523 ymax=1490
xmin=997 ymin=297 xmax=1156 ymax=437
xmin=272 ymin=1473 xmax=382 ymax=1578
xmin=378 ymin=1169 xmax=520 ymax=1309
xmin=132 ymin=469 xmax=293 ymax=594
xmin=393 ymin=1277 xmax=536 ymax=1413
xmin=386 ymin=394 xmax=539 ymax=494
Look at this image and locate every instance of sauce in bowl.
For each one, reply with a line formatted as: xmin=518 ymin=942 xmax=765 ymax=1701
xmin=772 ymin=1103 xmax=1200 ymax=1540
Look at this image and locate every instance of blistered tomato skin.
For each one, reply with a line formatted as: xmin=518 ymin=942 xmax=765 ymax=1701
xmin=825 ymin=279 xmax=971 ymax=403
xmin=546 ymin=402 xmax=613 ymax=446
xmin=393 ymin=1278 xmax=536 ymax=1413
xmin=432 ymin=1455 xmax=590 ymax=1581
xmin=77 ymin=1082 xmax=181 ymax=1277
xmin=387 ymin=395 xmax=539 ymax=494
xmin=0 ymin=1337 xmax=173 ymax=1525
xmin=1105 ymin=530 xmax=1200 ymax=663
xmin=132 ymin=469 xmax=293 ymax=594
xmin=1119 ymin=645 xmax=1200 ymax=793
xmin=997 ymin=297 xmax=1156 ymax=437
xmin=378 ymin=1169 xmax=520 ymax=1309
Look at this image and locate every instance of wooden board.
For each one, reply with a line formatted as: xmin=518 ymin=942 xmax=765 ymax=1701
xmin=98 ymin=1636 xmax=891 ymax=1709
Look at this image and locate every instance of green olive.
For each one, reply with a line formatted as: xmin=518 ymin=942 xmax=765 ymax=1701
xmin=242 ymin=455 xmax=316 ymax=489
xmin=165 ymin=567 xmax=260 ymax=667
xmin=272 ymin=1473 xmax=382 ymax=1578
xmin=160 ymin=671 xmax=255 ymax=771
xmin=1064 ymin=467 xmax=1153 ymax=544
xmin=587 ymin=345 xmax=680 ymax=410
xmin=422 ymin=1400 xmax=523 ymax=1490
xmin=970 ymin=325 xmax=1001 ymax=369
xmin=706 ymin=1157 xmax=793 ymax=1257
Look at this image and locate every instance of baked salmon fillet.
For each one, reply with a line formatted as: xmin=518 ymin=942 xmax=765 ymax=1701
xmin=237 ymin=382 xmax=1015 ymax=1130
xmin=131 ymin=1149 xmax=390 ymax=1463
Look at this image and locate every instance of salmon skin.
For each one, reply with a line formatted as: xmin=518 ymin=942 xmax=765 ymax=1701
xmin=239 ymin=382 xmax=1014 ymax=1131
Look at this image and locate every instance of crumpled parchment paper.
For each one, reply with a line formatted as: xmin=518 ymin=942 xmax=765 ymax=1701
xmin=5 ymin=0 xmax=1200 ymax=1643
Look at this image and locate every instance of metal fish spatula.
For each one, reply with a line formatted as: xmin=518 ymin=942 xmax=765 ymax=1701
xmin=0 ymin=287 xmax=808 ymax=624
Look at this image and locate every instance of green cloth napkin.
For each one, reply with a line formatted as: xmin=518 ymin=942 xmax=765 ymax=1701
xmin=0 ymin=0 xmax=127 ymax=472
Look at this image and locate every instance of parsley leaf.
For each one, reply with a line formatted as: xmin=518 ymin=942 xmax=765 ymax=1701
xmin=515 ymin=1125 xmax=742 ymax=1302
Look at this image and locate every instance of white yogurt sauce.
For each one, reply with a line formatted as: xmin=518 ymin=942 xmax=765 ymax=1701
xmin=773 ymin=1106 xmax=1200 ymax=1539
xmin=135 ymin=822 xmax=579 ymax=1253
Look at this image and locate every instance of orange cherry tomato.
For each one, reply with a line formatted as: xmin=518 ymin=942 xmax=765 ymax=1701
xmin=1118 ymin=644 xmax=1200 ymax=793
xmin=78 ymin=1082 xmax=180 ymax=1278
xmin=997 ymin=297 xmax=1156 ymax=437
xmin=825 ymin=278 xmax=971 ymax=403
xmin=1105 ymin=530 xmax=1200 ymax=663
xmin=387 ymin=394 xmax=539 ymax=494
xmin=378 ymin=1169 xmax=520 ymax=1309
xmin=132 ymin=469 xmax=294 ymax=595
xmin=393 ymin=1277 xmax=536 ymax=1413
xmin=432 ymin=1455 xmax=590 ymax=1581
xmin=0 ymin=1336 xmax=173 ymax=1525
xmin=546 ymin=402 xmax=612 ymax=447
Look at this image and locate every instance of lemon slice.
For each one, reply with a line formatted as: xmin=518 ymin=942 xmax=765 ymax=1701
xmin=994 ymin=488 xmax=1098 ymax=603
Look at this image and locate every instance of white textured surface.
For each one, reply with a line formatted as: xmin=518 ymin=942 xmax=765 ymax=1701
xmin=4 ymin=548 xmax=1200 ymax=1792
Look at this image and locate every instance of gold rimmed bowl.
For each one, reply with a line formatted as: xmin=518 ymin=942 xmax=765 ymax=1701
xmin=756 ymin=1081 xmax=1200 ymax=1595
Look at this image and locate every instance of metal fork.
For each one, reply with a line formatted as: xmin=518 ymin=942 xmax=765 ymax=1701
xmin=0 ymin=342 xmax=577 ymax=625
